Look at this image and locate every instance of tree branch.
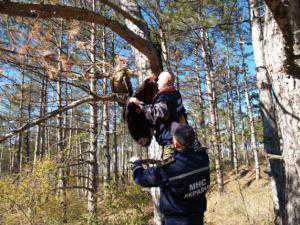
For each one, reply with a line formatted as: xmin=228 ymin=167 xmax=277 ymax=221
xmin=0 ymin=1 xmax=162 ymax=75
xmin=98 ymin=0 xmax=147 ymax=31
xmin=0 ymin=93 xmax=121 ymax=142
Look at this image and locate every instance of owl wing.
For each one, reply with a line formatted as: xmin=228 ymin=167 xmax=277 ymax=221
xmin=123 ymin=75 xmax=133 ymax=96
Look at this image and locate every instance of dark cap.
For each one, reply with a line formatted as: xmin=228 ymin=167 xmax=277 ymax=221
xmin=171 ymin=122 xmax=195 ymax=146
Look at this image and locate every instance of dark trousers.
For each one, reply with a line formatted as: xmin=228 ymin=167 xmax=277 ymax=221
xmin=163 ymin=214 xmax=204 ymax=225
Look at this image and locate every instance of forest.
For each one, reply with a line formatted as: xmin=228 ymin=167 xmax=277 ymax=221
xmin=0 ymin=0 xmax=299 ymax=224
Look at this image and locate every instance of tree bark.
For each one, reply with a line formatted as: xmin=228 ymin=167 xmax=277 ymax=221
xmin=102 ymin=27 xmax=111 ymax=189
xmin=113 ymin=102 xmax=118 ymax=182
xmin=244 ymin=78 xmax=260 ymax=179
xmin=249 ymin=0 xmax=299 ymax=223
xmin=262 ymin=1 xmax=300 ymax=223
xmin=87 ymin=6 xmax=99 ymax=216
xmin=235 ymin=78 xmax=250 ymax=167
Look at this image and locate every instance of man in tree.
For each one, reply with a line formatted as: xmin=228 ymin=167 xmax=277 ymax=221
xmin=130 ymin=123 xmax=210 ymax=225
xmin=128 ymin=71 xmax=187 ymax=156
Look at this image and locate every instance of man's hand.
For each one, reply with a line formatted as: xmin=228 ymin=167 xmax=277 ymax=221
xmin=129 ymin=156 xmax=141 ymax=164
xmin=128 ymin=97 xmax=143 ymax=113
xmin=128 ymin=97 xmax=141 ymax=105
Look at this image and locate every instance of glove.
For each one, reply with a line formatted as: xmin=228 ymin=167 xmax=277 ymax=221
xmin=129 ymin=156 xmax=142 ymax=170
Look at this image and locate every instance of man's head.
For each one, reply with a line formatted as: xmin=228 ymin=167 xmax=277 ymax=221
xmin=171 ymin=123 xmax=195 ymax=150
xmin=157 ymin=71 xmax=175 ymax=91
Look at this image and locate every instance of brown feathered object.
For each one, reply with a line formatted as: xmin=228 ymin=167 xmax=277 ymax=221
xmin=125 ymin=76 xmax=158 ymax=147
xmin=111 ymin=67 xmax=133 ymax=96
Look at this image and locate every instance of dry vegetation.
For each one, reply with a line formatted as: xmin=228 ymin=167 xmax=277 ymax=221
xmin=205 ymin=168 xmax=274 ymax=225
xmin=0 ymin=160 xmax=274 ymax=225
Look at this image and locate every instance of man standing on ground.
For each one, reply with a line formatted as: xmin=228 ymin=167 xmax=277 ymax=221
xmin=130 ymin=123 xmax=210 ymax=225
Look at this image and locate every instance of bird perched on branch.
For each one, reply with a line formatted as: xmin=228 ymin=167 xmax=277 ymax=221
xmin=111 ymin=55 xmax=134 ymax=101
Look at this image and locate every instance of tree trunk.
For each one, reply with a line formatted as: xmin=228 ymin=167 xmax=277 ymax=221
xmin=102 ymin=28 xmax=111 ymax=189
xmin=25 ymin=84 xmax=32 ymax=163
xmin=235 ymin=79 xmax=250 ymax=167
xmin=249 ymin=0 xmax=297 ymax=223
xmin=87 ymin=5 xmax=99 ymax=216
xmin=244 ymin=78 xmax=260 ymax=179
xmin=57 ymin=21 xmax=67 ymax=223
xmin=194 ymin=47 xmax=206 ymax=144
xmin=113 ymin=102 xmax=118 ymax=182
xmin=227 ymin=88 xmax=238 ymax=174
xmin=200 ymin=30 xmax=223 ymax=192
xmin=225 ymin=92 xmax=235 ymax=170
xmin=237 ymin=23 xmax=260 ymax=178
xmin=261 ymin=1 xmax=300 ymax=223
xmin=16 ymin=72 xmax=25 ymax=173
xmin=0 ymin=147 xmax=3 ymax=174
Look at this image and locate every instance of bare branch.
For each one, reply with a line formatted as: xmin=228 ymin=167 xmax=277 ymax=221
xmin=98 ymin=0 xmax=147 ymax=31
xmin=0 ymin=93 xmax=121 ymax=142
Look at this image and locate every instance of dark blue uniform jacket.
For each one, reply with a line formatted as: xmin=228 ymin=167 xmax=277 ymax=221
xmin=141 ymin=87 xmax=187 ymax=146
xmin=132 ymin=141 xmax=210 ymax=218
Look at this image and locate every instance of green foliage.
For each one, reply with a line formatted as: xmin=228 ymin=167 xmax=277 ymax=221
xmin=0 ymin=160 xmax=152 ymax=225
xmin=0 ymin=158 xmax=85 ymax=225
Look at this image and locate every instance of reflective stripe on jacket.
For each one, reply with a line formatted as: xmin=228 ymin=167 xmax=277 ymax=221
xmin=132 ymin=140 xmax=210 ymax=217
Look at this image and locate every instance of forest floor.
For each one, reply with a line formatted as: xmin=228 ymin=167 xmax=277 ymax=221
xmin=0 ymin=161 xmax=274 ymax=225
xmin=204 ymin=167 xmax=274 ymax=225
xmin=100 ymin=165 xmax=275 ymax=225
